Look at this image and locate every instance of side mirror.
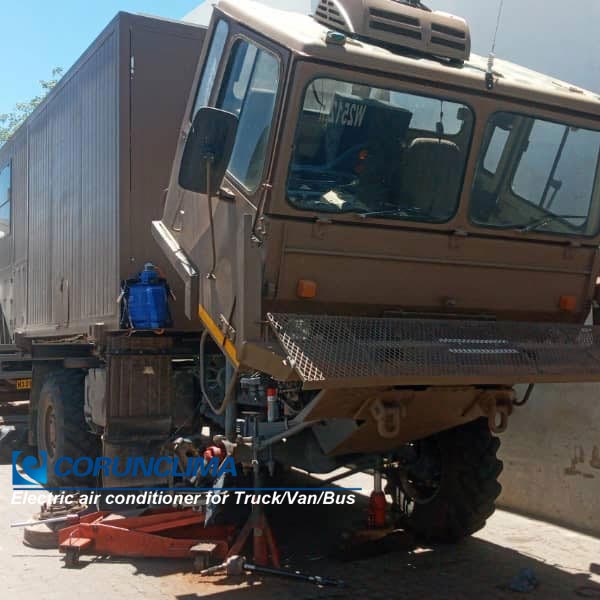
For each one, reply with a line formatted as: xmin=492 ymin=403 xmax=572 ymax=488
xmin=178 ymin=107 xmax=239 ymax=195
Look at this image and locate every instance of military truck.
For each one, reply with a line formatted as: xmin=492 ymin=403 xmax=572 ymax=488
xmin=10 ymin=0 xmax=600 ymax=542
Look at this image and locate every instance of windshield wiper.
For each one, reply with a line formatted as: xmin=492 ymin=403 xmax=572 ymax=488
xmin=357 ymin=208 xmax=425 ymax=219
xmin=515 ymin=214 xmax=586 ymax=233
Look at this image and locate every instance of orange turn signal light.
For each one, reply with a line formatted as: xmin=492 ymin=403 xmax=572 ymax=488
xmin=297 ymin=279 xmax=317 ymax=299
xmin=559 ymin=295 xmax=577 ymax=312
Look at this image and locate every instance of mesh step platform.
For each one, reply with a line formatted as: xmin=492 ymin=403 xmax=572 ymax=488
xmin=267 ymin=313 xmax=600 ymax=389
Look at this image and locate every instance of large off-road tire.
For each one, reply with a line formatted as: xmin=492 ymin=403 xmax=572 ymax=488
xmin=387 ymin=418 xmax=503 ymax=543
xmin=37 ymin=370 xmax=99 ymax=488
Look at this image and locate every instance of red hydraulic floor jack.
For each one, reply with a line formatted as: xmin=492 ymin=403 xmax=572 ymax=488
xmin=58 ymin=506 xmax=235 ymax=569
xmin=58 ymin=429 xmax=281 ymax=570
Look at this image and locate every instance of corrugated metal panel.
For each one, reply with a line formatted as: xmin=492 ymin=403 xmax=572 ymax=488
xmin=27 ymin=107 xmax=52 ymax=326
xmin=0 ymin=266 xmax=12 ymax=343
xmin=0 ymin=129 xmax=27 ymax=340
xmin=27 ymin=29 xmax=119 ymax=329
xmin=12 ymin=133 xmax=28 ymax=264
xmin=79 ymin=31 xmax=119 ymax=324
xmin=13 ymin=261 xmax=27 ymax=331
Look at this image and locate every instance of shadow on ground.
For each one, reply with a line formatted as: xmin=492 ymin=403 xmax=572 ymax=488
xmin=121 ymin=471 xmax=600 ymax=599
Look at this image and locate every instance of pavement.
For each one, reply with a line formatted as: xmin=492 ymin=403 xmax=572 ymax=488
xmin=2 ymin=459 xmax=600 ymax=600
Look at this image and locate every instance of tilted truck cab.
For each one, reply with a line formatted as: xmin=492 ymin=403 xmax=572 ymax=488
xmin=153 ymin=0 xmax=600 ymax=540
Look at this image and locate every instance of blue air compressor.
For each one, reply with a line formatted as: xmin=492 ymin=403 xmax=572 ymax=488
xmin=119 ymin=263 xmax=173 ymax=329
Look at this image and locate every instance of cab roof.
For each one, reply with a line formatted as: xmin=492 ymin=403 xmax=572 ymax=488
xmin=206 ymin=0 xmax=600 ymax=119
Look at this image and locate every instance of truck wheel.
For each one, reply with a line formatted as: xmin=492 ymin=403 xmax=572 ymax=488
xmin=37 ymin=370 xmax=99 ymax=488
xmin=386 ymin=418 xmax=503 ymax=543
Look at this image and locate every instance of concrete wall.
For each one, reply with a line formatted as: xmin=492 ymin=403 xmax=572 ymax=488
xmin=498 ymin=383 xmax=600 ymax=536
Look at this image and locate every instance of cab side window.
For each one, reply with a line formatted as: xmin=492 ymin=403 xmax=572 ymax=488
xmin=217 ymin=39 xmax=279 ymax=192
xmin=0 ymin=162 xmax=11 ymax=239
xmin=192 ymin=20 xmax=229 ymax=118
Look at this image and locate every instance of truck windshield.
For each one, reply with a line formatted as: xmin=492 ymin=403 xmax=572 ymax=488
xmin=287 ymin=78 xmax=473 ymax=223
xmin=470 ymin=112 xmax=600 ymax=237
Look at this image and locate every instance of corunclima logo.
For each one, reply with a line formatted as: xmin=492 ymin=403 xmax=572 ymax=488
xmin=12 ymin=451 xmax=48 ymax=486
xmin=12 ymin=451 xmax=237 ymax=489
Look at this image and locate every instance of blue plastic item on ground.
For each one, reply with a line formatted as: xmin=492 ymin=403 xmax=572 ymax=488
xmin=509 ymin=568 xmax=539 ymax=593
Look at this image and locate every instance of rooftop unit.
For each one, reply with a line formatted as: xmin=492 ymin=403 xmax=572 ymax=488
xmin=314 ymin=0 xmax=471 ymax=63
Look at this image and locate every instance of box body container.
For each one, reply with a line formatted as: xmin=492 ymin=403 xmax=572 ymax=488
xmin=0 ymin=12 xmax=205 ymax=338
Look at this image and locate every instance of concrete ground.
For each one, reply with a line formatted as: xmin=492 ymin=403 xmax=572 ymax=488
xmin=2 ymin=459 xmax=600 ymax=600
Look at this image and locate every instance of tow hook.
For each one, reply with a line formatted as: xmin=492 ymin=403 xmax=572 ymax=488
xmin=476 ymin=390 xmax=515 ymax=434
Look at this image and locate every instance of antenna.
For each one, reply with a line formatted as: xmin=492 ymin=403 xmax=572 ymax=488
xmin=486 ymin=0 xmax=505 ymax=90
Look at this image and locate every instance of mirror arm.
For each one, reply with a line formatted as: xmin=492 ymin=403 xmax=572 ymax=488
xmin=205 ymin=153 xmax=218 ymax=279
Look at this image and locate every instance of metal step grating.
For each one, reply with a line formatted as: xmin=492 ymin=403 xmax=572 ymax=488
xmin=267 ymin=313 xmax=600 ymax=389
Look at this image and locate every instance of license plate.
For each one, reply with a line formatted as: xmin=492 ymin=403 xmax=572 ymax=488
xmin=16 ymin=378 xmax=32 ymax=391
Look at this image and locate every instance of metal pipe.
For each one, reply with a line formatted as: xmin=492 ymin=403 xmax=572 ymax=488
xmin=224 ymin=360 xmax=237 ymax=441
xmin=258 ymin=419 xmax=315 ymax=450
xmin=11 ymin=514 xmax=78 ymax=528
xmin=514 ymin=383 xmax=534 ymax=407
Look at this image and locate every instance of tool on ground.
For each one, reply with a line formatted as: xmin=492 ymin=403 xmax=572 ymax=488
xmin=11 ymin=514 xmax=80 ymax=528
xmin=200 ymin=554 xmax=345 ymax=587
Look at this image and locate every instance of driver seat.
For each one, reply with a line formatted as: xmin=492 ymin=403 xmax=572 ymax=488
xmin=400 ymin=138 xmax=463 ymax=220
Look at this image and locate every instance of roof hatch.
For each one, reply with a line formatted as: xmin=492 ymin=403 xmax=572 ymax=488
xmin=314 ymin=0 xmax=471 ymax=63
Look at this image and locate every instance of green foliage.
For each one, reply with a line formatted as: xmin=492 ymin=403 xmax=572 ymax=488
xmin=0 ymin=67 xmax=64 ymax=145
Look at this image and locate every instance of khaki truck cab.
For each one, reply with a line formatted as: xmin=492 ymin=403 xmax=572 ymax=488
xmin=154 ymin=0 xmax=600 ymax=540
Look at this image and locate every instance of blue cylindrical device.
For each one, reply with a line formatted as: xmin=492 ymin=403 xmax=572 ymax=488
xmin=125 ymin=263 xmax=171 ymax=329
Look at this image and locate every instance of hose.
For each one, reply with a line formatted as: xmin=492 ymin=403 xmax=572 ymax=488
xmin=514 ymin=383 xmax=534 ymax=407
